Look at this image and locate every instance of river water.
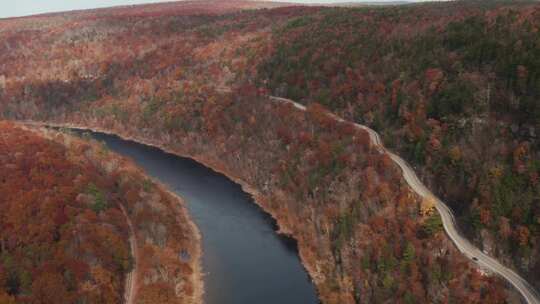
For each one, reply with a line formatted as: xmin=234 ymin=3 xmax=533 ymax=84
xmin=85 ymin=131 xmax=319 ymax=304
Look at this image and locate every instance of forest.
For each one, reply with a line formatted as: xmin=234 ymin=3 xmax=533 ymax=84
xmin=0 ymin=0 xmax=539 ymax=302
xmin=256 ymin=0 xmax=540 ymax=287
xmin=0 ymin=122 xmax=201 ymax=304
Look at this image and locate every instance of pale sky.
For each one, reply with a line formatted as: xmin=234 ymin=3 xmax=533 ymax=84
xmin=0 ymin=0 xmax=432 ymax=19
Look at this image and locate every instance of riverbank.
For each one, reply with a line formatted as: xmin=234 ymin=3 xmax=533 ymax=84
xmin=18 ymin=96 xmax=511 ymax=303
xmin=21 ymin=123 xmax=204 ymax=304
xmin=156 ymin=184 xmax=204 ymax=304
xmin=20 ymin=119 xmax=323 ymax=299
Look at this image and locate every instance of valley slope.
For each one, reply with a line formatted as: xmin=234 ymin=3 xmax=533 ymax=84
xmin=1 ymin=0 xmax=539 ymax=303
xmin=0 ymin=122 xmax=202 ymax=304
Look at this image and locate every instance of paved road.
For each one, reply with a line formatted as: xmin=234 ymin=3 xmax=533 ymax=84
xmin=269 ymin=96 xmax=540 ymax=304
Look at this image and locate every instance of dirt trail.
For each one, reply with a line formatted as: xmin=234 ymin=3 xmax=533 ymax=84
xmin=119 ymin=204 xmax=138 ymax=304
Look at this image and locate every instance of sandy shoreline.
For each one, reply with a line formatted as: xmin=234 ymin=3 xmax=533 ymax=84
xmin=158 ymin=184 xmax=205 ymax=304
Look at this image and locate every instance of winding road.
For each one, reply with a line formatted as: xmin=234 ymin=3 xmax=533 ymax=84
xmin=269 ymin=96 xmax=540 ymax=304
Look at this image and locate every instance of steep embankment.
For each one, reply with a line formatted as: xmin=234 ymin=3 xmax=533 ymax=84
xmin=270 ymin=96 xmax=540 ymax=304
xmin=0 ymin=122 xmax=202 ymax=304
xmin=256 ymin=1 xmax=540 ymax=289
xmin=19 ymin=89 xmax=512 ymax=303
xmin=1 ymin=1 xmax=537 ymax=302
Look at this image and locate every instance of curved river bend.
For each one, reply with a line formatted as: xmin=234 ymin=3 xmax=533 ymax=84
xmin=86 ymin=131 xmax=319 ymax=304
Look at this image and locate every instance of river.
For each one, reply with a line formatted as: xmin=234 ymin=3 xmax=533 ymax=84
xmin=84 ymin=131 xmax=319 ymax=304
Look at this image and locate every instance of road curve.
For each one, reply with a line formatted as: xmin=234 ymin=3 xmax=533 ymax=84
xmin=269 ymin=96 xmax=540 ymax=304
xmin=119 ymin=204 xmax=138 ymax=304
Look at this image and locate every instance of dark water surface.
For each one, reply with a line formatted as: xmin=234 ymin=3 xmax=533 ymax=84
xmin=85 ymin=131 xmax=319 ymax=304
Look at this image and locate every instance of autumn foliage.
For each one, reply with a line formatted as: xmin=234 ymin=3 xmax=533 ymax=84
xmin=1 ymin=0 xmax=538 ymax=302
xmin=256 ymin=0 xmax=540 ymax=288
xmin=0 ymin=122 xmax=131 ymax=303
xmin=0 ymin=122 xmax=201 ymax=304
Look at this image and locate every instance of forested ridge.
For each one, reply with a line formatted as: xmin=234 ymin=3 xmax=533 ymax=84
xmin=0 ymin=122 xmax=132 ymax=303
xmin=0 ymin=0 xmax=539 ymax=303
xmin=0 ymin=122 xmax=201 ymax=304
xmin=256 ymin=0 xmax=540 ymax=288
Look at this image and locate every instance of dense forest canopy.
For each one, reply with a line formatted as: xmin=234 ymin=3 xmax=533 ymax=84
xmin=0 ymin=122 xmax=132 ymax=303
xmin=0 ymin=0 xmax=539 ymax=303
xmin=0 ymin=122 xmax=201 ymax=304
xmin=256 ymin=0 xmax=540 ymax=287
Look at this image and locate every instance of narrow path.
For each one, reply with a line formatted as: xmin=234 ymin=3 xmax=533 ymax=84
xmin=269 ymin=96 xmax=540 ymax=304
xmin=119 ymin=204 xmax=138 ymax=304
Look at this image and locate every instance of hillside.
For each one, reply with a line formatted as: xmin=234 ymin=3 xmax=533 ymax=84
xmin=256 ymin=0 xmax=540 ymax=288
xmin=0 ymin=122 xmax=201 ymax=304
xmin=0 ymin=0 xmax=538 ymax=303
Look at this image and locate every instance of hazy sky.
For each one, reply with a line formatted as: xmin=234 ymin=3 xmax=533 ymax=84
xmin=0 ymin=0 xmax=432 ymax=19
